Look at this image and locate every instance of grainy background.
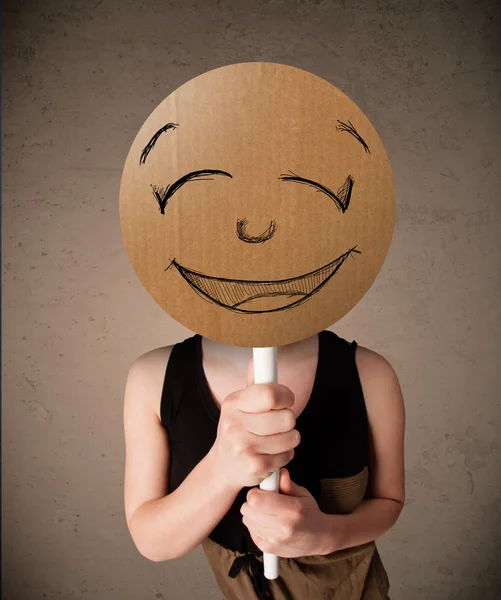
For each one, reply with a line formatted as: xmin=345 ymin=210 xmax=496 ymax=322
xmin=2 ymin=0 xmax=500 ymax=598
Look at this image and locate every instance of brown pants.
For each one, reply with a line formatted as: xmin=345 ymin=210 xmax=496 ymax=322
xmin=202 ymin=536 xmax=390 ymax=600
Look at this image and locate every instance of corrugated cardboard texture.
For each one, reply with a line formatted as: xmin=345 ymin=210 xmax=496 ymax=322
xmin=120 ymin=62 xmax=395 ymax=346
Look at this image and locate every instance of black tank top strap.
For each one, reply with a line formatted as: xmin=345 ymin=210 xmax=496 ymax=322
xmin=160 ymin=334 xmax=199 ymax=431
xmin=319 ymin=329 xmax=357 ymax=369
xmin=304 ymin=330 xmax=368 ymax=481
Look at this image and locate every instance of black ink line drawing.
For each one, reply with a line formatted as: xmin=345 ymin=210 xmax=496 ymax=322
xmin=165 ymin=246 xmax=361 ymax=313
xmin=336 ymin=120 xmax=370 ymax=154
xmin=279 ymin=170 xmax=354 ymax=213
xmin=140 ymin=122 xmax=179 ymax=165
xmin=151 ymin=170 xmax=232 ymax=214
xmin=236 ymin=218 xmax=278 ymax=243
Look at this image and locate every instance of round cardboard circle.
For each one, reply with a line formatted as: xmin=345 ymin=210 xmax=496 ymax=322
xmin=119 ymin=62 xmax=395 ymax=347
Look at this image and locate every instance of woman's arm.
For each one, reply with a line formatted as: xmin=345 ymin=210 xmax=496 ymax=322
xmin=320 ymin=345 xmax=405 ymax=554
xmin=124 ymin=349 xmax=241 ymax=562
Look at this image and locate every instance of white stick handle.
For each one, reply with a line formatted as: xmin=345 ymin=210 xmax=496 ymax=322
xmin=252 ymin=346 xmax=279 ymax=580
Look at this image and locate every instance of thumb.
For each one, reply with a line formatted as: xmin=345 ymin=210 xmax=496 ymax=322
xmin=279 ymin=468 xmax=309 ymax=497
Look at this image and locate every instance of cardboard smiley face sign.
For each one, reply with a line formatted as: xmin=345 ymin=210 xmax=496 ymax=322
xmin=120 ymin=62 xmax=395 ymax=348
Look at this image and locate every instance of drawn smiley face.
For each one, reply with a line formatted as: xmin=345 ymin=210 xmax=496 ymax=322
xmin=120 ymin=63 xmax=395 ymax=346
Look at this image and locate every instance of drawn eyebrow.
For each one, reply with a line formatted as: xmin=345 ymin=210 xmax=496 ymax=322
xmin=151 ymin=169 xmax=232 ymax=214
xmin=336 ymin=120 xmax=370 ymax=154
xmin=278 ymin=170 xmax=354 ymax=213
xmin=140 ymin=122 xmax=179 ymax=165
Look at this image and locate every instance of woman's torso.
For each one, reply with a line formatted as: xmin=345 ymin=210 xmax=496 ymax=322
xmin=145 ymin=331 xmax=390 ymax=598
xmin=158 ymin=331 xmax=370 ymax=549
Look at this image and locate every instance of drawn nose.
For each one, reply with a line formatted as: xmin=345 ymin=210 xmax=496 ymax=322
xmin=236 ymin=218 xmax=277 ymax=244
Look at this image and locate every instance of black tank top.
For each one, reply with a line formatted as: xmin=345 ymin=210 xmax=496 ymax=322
xmin=160 ymin=329 xmax=368 ymax=556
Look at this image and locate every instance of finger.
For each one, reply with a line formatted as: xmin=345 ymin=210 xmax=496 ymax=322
xmin=247 ymin=529 xmax=267 ymax=553
xmin=249 ymin=431 xmax=299 ymax=457
xmin=243 ymin=409 xmax=297 ymax=436
xmin=241 ymin=510 xmax=279 ymax=531
xmin=247 ymin=488 xmax=300 ymax=515
xmin=236 ymin=383 xmax=295 ymax=414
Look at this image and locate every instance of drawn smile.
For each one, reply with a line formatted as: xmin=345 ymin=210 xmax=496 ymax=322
xmin=167 ymin=246 xmax=360 ymax=313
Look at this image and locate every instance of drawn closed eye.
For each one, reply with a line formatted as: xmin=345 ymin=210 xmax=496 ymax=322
xmin=151 ymin=168 xmax=354 ymax=215
xmin=279 ymin=170 xmax=354 ymax=213
xmin=151 ymin=169 xmax=232 ymax=214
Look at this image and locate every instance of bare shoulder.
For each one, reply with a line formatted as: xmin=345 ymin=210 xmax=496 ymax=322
xmin=123 ymin=345 xmax=175 ymax=529
xmin=127 ymin=345 xmax=175 ymax=422
xmin=354 ymin=344 xmax=405 ymax=503
xmin=354 ymin=344 xmax=398 ymax=379
xmin=353 ymin=344 xmax=405 ymax=445
xmin=354 ymin=345 xmax=404 ymax=407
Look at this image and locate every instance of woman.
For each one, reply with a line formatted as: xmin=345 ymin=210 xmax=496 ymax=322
xmin=123 ymin=328 xmax=405 ymax=599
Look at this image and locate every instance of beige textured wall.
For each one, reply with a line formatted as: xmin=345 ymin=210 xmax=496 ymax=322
xmin=3 ymin=1 xmax=500 ymax=599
